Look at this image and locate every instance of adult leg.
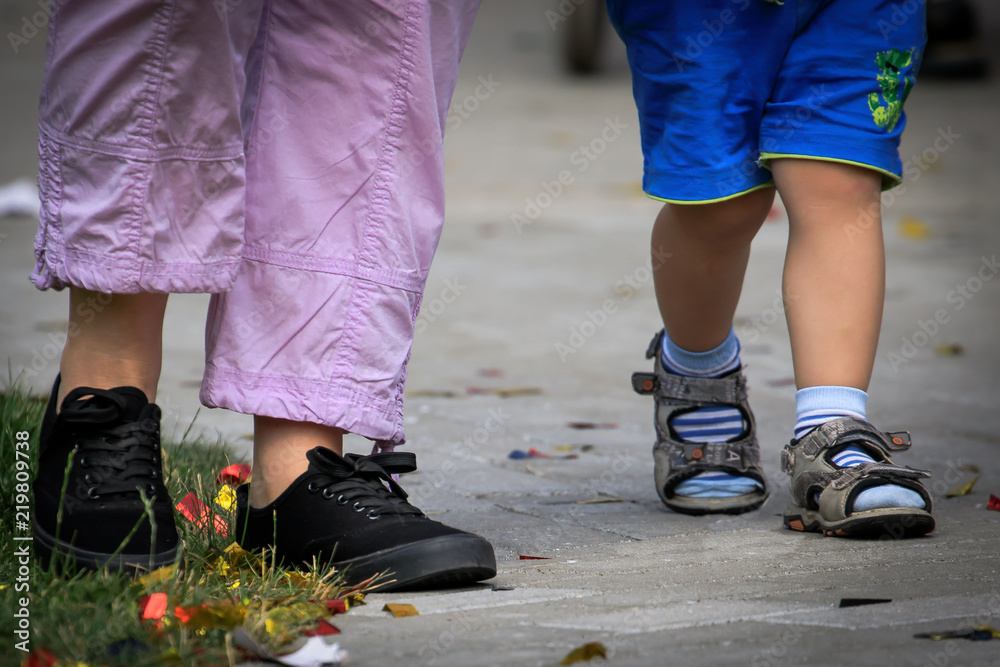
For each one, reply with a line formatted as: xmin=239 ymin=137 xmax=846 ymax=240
xmin=203 ymin=0 xmax=480 ymax=505
xmin=213 ymin=0 xmax=496 ymax=588
xmin=59 ymin=290 xmax=167 ymax=404
xmin=31 ymin=0 xmax=262 ymax=571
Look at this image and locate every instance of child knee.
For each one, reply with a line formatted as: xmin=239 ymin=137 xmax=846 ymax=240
xmin=665 ymin=188 xmax=773 ymax=239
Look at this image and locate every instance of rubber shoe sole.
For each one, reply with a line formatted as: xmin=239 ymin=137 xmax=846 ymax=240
xmin=664 ymin=491 xmax=768 ymax=516
xmin=783 ymin=504 xmax=935 ymax=539
xmin=33 ymin=516 xmax=180 ymax=574
xmin=333 ymin=533 xmax=496 ymax=591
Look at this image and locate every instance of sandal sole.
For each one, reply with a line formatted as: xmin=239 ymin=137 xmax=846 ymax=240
xmin=664 ymin=492 xmax=769 ymax=516
xmin=332 ymin=533 xmax=497 ymax=591
xmin=783 ymin=505 xmax=935 ymax=539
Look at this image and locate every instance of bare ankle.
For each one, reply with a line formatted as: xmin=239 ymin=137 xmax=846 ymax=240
xmin=250 ymin=416 xmax=344 ymax=507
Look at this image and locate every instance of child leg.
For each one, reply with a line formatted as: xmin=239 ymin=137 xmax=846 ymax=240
xmin=773 ymin=158 xmax=924 ymax=512
xmin=645 ymin=190 xmax=774 ymax=506
xmin=652 ymin=190 xmax=774 ymax=352
xmin=772 ymin=159 xmax=884 ymax=390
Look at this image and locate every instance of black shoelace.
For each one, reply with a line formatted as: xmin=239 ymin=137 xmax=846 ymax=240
xmin=304 ymin=450 xmax=424 ymax=520
xmin=60 ymin=387 xmax=162 ymax=499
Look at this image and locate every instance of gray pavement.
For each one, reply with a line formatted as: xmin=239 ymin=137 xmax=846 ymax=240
xmin=2 ymin=1 xmax=1000 ymax=665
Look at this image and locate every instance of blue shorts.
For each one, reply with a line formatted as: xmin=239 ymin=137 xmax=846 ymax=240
xmin=607 ymin=0 xmax=926 ymax=203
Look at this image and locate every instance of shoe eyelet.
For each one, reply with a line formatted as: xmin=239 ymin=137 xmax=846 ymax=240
xmin=336 ymin=495 xmax=349 ymax=506
xmin=352 ymin=502 xmax=365 ymax=512
xmin=366 ymin=509 xmax=380 ymax=520
xmin=307 ymin=482 xmax=320 ymax=493
xmin=79 ymin=457 xmax=89 ymax=468
xmin=84 ymin=473 xmax=96 ymax=484
xmin=86 ymin=487 xmax=100 ymax=500
xmin=322 ymin=488 xmax=336 ymax=499
xmin=146 ymin=484 xmax=157 ymax=496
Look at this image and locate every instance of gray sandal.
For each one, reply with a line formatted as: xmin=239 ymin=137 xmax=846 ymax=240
xmin=632 ymin=331 xmax=769 ymax=515
xmin=782 ymin=417 xmax=935 ymax=538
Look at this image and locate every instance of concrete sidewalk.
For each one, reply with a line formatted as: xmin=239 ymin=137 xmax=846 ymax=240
xmin=2 ymin=1 xmax=999 ymax=665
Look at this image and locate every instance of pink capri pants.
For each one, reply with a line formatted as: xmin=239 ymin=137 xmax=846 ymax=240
xmin=32 ymin=0 xmax=479 ymax=446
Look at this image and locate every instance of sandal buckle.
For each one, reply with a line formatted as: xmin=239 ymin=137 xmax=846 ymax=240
xmin=631 ymin=372 xmax=657 ymax=395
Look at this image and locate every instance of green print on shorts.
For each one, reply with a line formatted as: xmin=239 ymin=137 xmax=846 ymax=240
xmin=868 ymin=48 xmax=915 ymax=132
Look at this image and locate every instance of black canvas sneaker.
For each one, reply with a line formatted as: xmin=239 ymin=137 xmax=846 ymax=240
xmin=236 ymin=447 xmax=496 ymax=590
xmin=32 ymin=376 xmax=179 ymax=572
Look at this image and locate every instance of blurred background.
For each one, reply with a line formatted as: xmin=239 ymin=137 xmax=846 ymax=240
xmin=2 ymin=0 xmax=998 ymax=452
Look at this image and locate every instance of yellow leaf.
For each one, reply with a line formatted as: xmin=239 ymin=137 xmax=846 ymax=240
xmin=898 ymin=216 xmax=929 ymax=240
xmin=945 ymin=475 xmax=979 ymax=497
xmin=560 ymin=642 xmax=608 ymax=664
xmin=934 ymin=343 xmax=963 ymax=357
xmin=382 ymin=603 xmax=419 ymax=618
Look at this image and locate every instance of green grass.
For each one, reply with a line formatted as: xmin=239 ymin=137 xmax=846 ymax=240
xmin=1 ymin=379 xmax=363 ymax=667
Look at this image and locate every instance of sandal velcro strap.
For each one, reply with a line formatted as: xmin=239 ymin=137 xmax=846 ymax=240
xmin=794 ymin=417 xmax=911 ymax=460
xmin=654 ymin=372 xmax=748 ymax=405
xmin=829 ymin=462 xmax=931 ymax=490
xmin=670 ymin=436 xmax=759 ymax=473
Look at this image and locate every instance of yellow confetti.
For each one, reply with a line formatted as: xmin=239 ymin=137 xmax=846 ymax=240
xmin=214 ymin=484 xmax=237 ymax=511
xmin=560 ymin=642 xmax=608 ymax=665
xmin=553 ymin=445 xmax=574 ymax=452
xmin=284 ymin=571 xmax=312 ymax=588
xmin=945 ymin=475 xmax=979 ymax=498
xmin=174 ymin=601 xmax=247 ymax=630
xmin=382 ymin=603 xmax=419 ymax=618
xmin=136 ymin=565 xmax=176 ymax=588
xmin=898 ymin=216 xmax=929 ymax=240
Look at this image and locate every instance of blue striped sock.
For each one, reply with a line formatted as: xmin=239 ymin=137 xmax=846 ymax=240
xmin=795 ymin=387 xmax=925 ymax=511
xmin=661 ymin=329 xmax=762 ymax=499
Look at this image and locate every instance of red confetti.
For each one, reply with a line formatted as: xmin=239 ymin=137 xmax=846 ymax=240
xmin=176 ymin=493 xmax=229 ymax=536
xmin=303 ymin=619 xmax=341 ymax=636
xmin=139 ymin=592 xmax=168 ymax=621
xmin=216 ymin=463 xmax=252 ymax=486
xmin=22 ymin=648 xmax=58 ymax=667
xmin=325 ymin=599 xmax=348 ymax=615
xmin=477 ymin=368 xmax=504 ymax=377
xmin=519 ymin=555 xmax=551 ymax=560
xmin=987 ymin=494 xmax=1000 ymax=512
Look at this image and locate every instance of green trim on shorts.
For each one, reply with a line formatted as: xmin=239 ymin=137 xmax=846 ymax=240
xmin=757 ymin=152 xmax=902 ymax=191
xmin=645 ymin=181 xmax=776 ymax=205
